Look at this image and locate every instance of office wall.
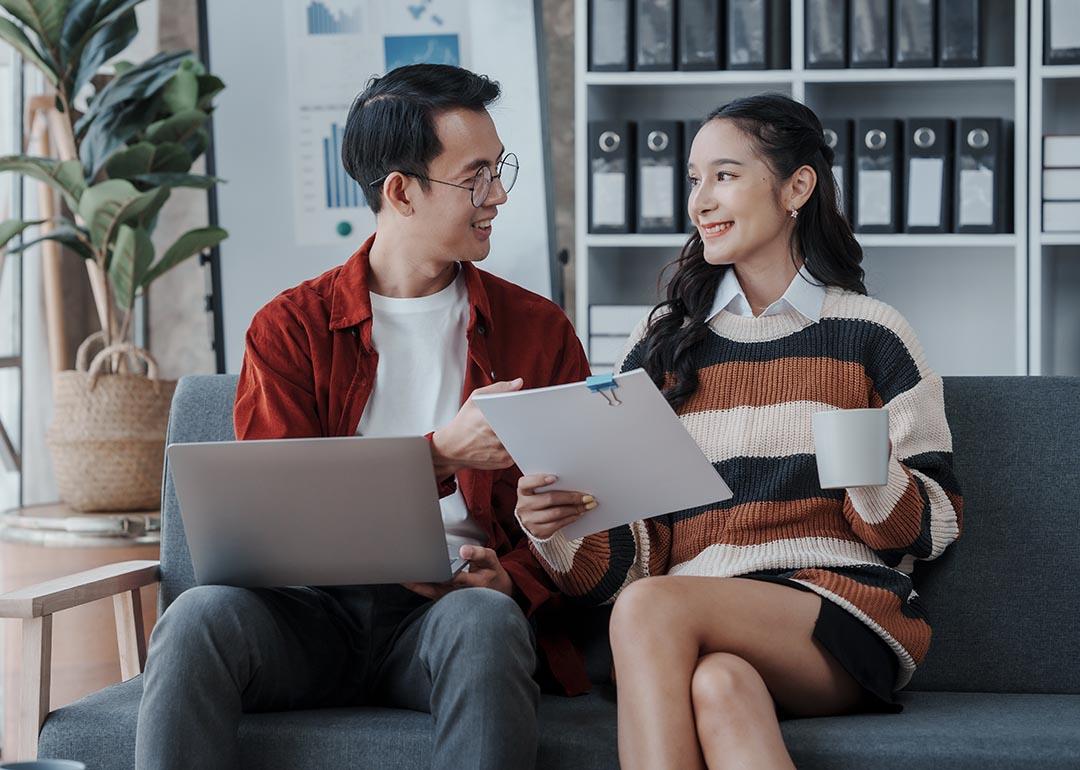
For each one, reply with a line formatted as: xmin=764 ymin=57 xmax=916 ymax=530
xmin=149 ymin=0 xmax=578 ymax=378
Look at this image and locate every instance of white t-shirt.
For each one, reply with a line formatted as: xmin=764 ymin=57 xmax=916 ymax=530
xmin=357 ymin=269 xmax=485 ymax=556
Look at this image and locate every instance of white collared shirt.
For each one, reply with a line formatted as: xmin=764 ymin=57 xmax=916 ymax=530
xmin=708 ymin=264 xmax=827 ymax=323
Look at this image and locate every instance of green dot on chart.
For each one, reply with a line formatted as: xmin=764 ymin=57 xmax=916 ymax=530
xmin=336 ymin=221 xmax=353 ymax=237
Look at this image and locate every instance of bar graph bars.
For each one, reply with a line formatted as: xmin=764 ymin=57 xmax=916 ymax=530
xmin=323 ymin=123 xmax=364 ymax=208
xmin=307 ymin=1 xmax=362 ymax=36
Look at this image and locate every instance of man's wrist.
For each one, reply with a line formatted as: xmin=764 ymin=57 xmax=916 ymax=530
xmin=428 ymin=430 xmax=459 ymax=479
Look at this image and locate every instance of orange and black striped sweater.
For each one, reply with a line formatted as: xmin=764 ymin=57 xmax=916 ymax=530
xmin=523 ymin=288 xmax=963 ymax=689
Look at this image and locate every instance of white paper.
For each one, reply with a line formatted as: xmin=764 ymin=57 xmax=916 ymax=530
xmin=1043 ymin=169 xmax=1080 ymax=201
xmin=857 ymin=169 xmax=893 ymax=226
xmin=474 ymin=369 xmax=733 ymax=540
xmin=640 ymin=164 xmax=675 ymax=220
xmin=1045 ymin=136 xmax=1080 ymax=168
xmin=592 ymin=171 xmax=627 ymax=227
xmin=1043 ymin=202 xmax=1080 ymax=232
xmin=959 ymin=168 xmax=995 ymax=227
xmin=1050 ymin=0 xmax=1080 ymax=51
xmin=906 ymin=157 xmax=944 ymax=227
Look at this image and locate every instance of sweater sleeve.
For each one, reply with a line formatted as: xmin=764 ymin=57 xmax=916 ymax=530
xmin=518 ymin=311 xmax=673 ymax=604
xmin=842 ymin=312 xmax=964 ymax=563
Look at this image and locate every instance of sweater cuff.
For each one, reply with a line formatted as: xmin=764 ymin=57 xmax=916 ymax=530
xmin=514 ymin=510 xmax=582 ymax=575
xmin=845 ymin=455 xmax=910 ymax=525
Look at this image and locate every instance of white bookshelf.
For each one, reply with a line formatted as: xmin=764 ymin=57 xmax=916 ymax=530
xmin=1029 ymin=1 xmax=1080 ymax=375
xmin=575 ymin=0 xmax=1030 ymax=376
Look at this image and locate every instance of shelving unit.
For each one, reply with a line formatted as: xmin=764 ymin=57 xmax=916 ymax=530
xmin=575 ymin=0 xmax=1030 ymax=376
xmin=1028 ymin=0 xmax=1080 ymax=375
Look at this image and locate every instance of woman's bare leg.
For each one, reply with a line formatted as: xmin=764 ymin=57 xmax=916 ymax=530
xmin=610 ymin=575 xmax=867 ymax=770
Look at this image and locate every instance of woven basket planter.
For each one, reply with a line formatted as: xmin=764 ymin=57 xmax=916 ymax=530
xmin=46 ymin=334 xmax=176 ymax=512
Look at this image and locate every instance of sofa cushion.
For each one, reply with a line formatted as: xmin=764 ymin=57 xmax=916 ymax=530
xmin=910 ymin=377 xmax=1080 ymax=694
xmin=37 ymin=678 xmax=1080 ymax=769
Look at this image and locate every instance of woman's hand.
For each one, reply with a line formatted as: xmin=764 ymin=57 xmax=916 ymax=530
xmin=515 ymin=473 xmax=597 ymax=539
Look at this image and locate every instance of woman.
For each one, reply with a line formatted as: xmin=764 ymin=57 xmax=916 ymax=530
xmin=515 ymin=94 xmax=963 ymax=770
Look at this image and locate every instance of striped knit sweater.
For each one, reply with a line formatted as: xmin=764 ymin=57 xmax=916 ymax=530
xmin=525 ymin=287 xmax=963 ymax=689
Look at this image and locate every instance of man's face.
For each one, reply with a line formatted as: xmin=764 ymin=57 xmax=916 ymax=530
xmin=408 ymin=107 xmax=509 ymax=265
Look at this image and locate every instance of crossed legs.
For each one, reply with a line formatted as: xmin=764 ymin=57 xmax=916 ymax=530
xmin=609 ymin=576 xmax=867 ymax=770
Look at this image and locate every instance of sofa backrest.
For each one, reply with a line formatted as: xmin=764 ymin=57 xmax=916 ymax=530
xmin=908 ymin=377 xmax=1080 ymax=694
xmin=159 ymin=375 xmax=239 ymax=611
xmin=159 ymin=375 xmax=1080 ymax=694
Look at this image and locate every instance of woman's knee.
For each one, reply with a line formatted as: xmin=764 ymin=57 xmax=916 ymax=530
xmin=691 ymin=653 xmax=770 ymax=715
xmin=609 ymin=577 xmax=682 ymax=651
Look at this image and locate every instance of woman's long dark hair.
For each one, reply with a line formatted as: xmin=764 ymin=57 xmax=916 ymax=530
xmin=641 ymin=93 xmax=867 ymax=411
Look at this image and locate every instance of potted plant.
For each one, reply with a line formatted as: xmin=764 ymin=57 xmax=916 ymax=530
xmin=0 ymin=0 xmax=228 ymax=511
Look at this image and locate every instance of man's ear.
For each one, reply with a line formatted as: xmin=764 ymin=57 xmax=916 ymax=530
xmin=382 ymin=171 xmax=414 ymax=216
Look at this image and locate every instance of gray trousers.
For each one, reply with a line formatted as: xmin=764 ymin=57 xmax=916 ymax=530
xmin=134 ymin=584 xmax=540 ymax=770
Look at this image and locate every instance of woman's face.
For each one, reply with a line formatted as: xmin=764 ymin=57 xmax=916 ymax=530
xmin=687 ymin=118 xmax=793 ymax=267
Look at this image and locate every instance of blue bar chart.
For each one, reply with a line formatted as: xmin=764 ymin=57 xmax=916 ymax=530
xmin=306 ymin=1 xmax=362 ymax=36
xmin=322 ymin=123 xmax=363 ymax=209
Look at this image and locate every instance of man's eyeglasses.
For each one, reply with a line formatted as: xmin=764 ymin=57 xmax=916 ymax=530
xmin=369 ymin=153 xmax=519 ymax=208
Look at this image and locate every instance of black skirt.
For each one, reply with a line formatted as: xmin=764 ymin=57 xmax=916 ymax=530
xmin=742 ymin=574 xmax=904 ymax=714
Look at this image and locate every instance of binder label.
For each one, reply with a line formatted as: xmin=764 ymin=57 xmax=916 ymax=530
xmin=858 ymin=170 xmax=893 ymax=226
xmin=593 ymin=172 xmax=628 ymax=227
xmin=641 ymin=165 xmax=676 ymax=220
xmin=959 ymin=169 xmax=994 ymax=227
xmin=907 ymin=158 xmax=944 ymax=227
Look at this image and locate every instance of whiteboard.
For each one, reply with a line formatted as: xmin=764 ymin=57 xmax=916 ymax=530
xmin=199 ymin=0 xmax=556 ymax=372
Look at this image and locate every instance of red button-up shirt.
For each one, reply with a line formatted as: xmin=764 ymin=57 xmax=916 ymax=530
xmin=234 ymin=234 xmax=592 ymax=695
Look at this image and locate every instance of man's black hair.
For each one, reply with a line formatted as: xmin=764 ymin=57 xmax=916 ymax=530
xmin=342 ymin=63 xmax=501 ymax=212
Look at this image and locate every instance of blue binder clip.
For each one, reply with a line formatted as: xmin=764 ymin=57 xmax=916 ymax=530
xmin=586 ymin=374 xmax=622 ymax=407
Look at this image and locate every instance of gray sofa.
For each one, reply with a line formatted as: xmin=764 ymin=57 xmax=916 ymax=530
xmin=30 ymin=376 xmax=1080 ymax=768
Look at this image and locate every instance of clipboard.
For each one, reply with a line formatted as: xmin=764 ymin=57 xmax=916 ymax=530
xmin=473 ymin=369 xmax=733 ymax=540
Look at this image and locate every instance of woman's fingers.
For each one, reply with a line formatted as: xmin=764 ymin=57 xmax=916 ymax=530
xmin=520 ymin=504 xmax=587 ymax=525
xmin=518 ymin=473 xmax=558 ymax=495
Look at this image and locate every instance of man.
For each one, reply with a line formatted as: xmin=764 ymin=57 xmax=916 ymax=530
xmin=135 ymin=64 xmax=591 ymax=770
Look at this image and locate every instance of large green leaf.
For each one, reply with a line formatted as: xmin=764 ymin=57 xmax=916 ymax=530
xmin=78 ymin=49 xmax=191 ymax=131
xmin=162 ymin=59 xmax=199 ymax=113
xmin=0 ymin=16 xmax=59 ymax=84
xmin=70 ymin=6 xmax=137 ymax=96
xmin=0 ymin=0 xmax=69 ymax=47
xmin=0 ymin=155 xmax=85 ymax=209
xmin=131 ymin=172 xmax=217 ymax=189
xmin=60 ymin=0 xmax=140 ymax=64
xmin=103 ymin=141 xmax=191 ymax=179
xmin=108 ymin=223 xmax=153 ymax=310
xmin=5 ymin=224 xmax=95 ymax=260
xmin=78 ymin=97 xmax=152 ymax=178
xmin=145 ymin=109 xmax=207 ymax=145
xmin=78 ymin=178 xmax=166 ymax=250
xmin=141 ymin=226 xmax=226 ymax=288
xmin=195 ymin=74 xmax=225 ymax=111
xmin=0 ymin=218 xmax=45 ymax=252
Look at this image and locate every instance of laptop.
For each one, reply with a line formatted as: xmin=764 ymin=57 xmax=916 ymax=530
xmin=166 ymin=435 xmax=467 ymax=587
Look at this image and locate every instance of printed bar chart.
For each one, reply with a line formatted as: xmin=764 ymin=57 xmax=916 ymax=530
xmin=307 ymin=1 xmax=362 ymax=36
xmin=322 ymin=122 xmax=363 ymax=208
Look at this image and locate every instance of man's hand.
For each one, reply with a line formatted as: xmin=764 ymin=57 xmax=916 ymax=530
xmin=402 ymin=545 xmax=513 ymax=600
xmin=430 ymin=379 xmax=523 ymax=479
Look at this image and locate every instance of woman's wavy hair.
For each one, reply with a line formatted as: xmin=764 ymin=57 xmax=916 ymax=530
xmin=640 ymin=93 xmax=868 ymax=411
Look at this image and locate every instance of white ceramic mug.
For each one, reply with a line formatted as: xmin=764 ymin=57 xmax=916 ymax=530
xmin=811 ymin=408 xmax=890 ymax=489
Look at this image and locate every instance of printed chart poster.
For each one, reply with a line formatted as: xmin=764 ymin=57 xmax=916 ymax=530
xmin=283 ymin=1 xmax=472 ymax=246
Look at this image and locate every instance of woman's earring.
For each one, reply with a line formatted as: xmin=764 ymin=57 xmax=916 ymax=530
xmin=789 ymin=208 xmax=799 ymax=220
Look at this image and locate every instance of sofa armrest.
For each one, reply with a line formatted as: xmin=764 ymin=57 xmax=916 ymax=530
xmin=0 ymin=559 xmax=160 ymax=762
xmin=0 ymin=559 xmax=160 ymax=619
